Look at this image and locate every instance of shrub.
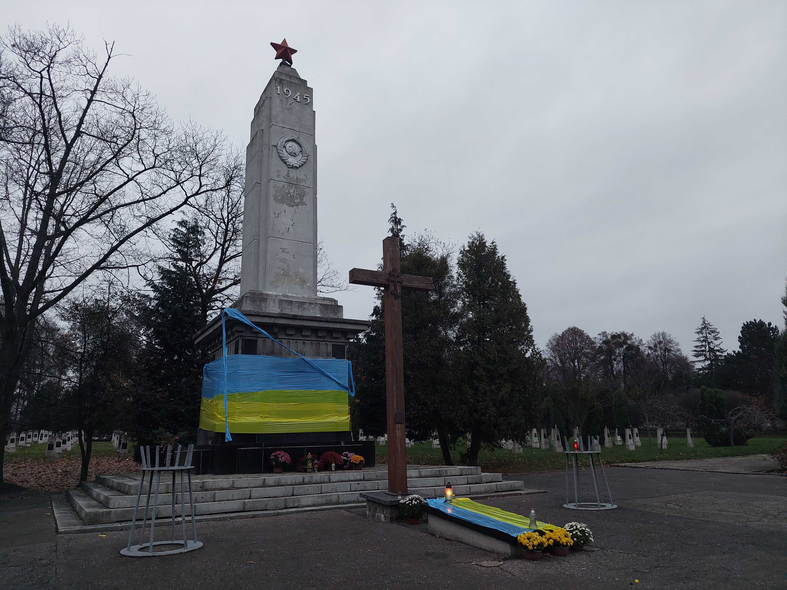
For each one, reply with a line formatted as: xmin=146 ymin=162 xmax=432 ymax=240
xmin=700 ymin=417 xmax=753 ymax=447
xmin=317 ymin=451 xmax=344 ymax=471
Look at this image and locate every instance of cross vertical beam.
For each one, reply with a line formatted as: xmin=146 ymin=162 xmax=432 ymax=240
xmin=349 ymin=236 xmax=433 ymax=495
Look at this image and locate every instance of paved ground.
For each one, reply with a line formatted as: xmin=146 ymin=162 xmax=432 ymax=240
xmin=1 ymin=465 xmax=785 ymax=589
xmin=617 ymin=453 xmax=780 ymax=474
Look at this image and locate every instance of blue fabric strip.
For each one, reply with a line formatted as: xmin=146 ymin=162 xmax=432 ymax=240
xmin=426 ymin=499 xmax=531 ymax=538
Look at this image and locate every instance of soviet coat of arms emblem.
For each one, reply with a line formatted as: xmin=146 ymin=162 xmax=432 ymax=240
xmin=276 ymin=136 xmax=309 ymax=169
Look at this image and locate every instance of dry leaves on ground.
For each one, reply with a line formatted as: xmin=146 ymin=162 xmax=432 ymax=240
xmin=4 ymin=456 xmax=141 ymax=492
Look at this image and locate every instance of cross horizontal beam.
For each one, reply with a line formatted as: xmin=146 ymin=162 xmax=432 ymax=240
xmin=349 ymin=268 xmax=434 ymax=290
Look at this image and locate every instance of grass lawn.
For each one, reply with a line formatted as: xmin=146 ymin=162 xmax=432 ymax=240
xmin=378 ymin=434 xmax=787 ymax=473
xmin=4 ymin=440 xmax=118 ymax=463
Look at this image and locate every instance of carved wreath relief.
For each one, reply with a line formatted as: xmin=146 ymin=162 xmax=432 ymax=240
xmin=276 ymin=136 xmax=309 ymax=169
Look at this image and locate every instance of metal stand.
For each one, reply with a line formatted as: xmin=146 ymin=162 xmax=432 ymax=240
xmin=563 ymin=446 xmax=616 ymax=510
xmin=121 ymin=444 xmax=203 ymax=557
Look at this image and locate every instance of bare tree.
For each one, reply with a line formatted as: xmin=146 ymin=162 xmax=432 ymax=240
xmin=316 ymin=238 xmax=349 ymax=295
xmin=0 ymin=25 xmax=236 ymax=483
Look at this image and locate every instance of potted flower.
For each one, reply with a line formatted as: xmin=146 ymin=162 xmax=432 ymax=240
xmin=516 ymin=531 xmax=548 ymax=560
xmin=270 ymin=451 xmax=291 ymax=473
xmin=350 ymin=454 xmax=365 ymax=470
xmin=544 ymin=527 xmax=573 ymax=556
xmin=564 ymin=522 xmax=593 ymax=551
xmin=341 ymin=451 xmax=355 ymax=469
xmin=317 ymin=451 xmax=345 ymax=471
xmin=399 ymin=494 xmax=425 ymax=524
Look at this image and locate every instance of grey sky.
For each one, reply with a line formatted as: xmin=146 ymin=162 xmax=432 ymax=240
xmin=5 ymin=1 xmax=786 ymax=355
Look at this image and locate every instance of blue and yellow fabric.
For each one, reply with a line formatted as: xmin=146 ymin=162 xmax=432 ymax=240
xmin=199 ymin=308 xmax=355 ymax=441
xmin=426 ymin=498 xmax=557 ymax=538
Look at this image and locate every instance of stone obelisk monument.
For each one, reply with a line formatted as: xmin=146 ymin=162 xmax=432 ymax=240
xmin=195 ymin=40 xmax=369 ymax=446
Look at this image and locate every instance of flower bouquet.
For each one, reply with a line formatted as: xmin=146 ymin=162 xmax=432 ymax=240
xmin=564 ymin=522 xmax=593 ymax=550
xmin=270 ymin=451 xmax=291 ymax=473
xmin=516 ymin=531 xmax=548 ymax=560
xmin=543 ymin=527 xmax=573 ymax=556
xmin=350 ymin=454 xmax=365 ymax=470
xmin=296 ymin=453 xmax=317 ymax=472
xmin=399 ymin=494 xmax=425 ymax=524
xmin=317 ymin=451 xmax=344 ymax=471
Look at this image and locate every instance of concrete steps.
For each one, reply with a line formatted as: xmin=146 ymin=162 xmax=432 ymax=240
xmin=64 ymin=466 xmax=525 ymax=527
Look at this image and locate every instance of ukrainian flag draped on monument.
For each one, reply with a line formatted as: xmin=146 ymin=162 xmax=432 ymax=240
xmin=198 ymin=309 xmax=355 ymax=438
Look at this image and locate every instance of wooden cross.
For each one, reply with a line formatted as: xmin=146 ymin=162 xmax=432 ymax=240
xmin=349 ymin=236 xmax=433 ymax=495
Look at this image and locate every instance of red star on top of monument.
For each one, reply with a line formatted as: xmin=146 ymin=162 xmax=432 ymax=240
xmin=270 ymin=38 xmax=297 ymax=65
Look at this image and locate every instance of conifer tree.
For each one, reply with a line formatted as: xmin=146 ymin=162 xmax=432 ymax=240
xmin=775 ymin=283 xmax=787 ymax=420
xmin=692 ymin=316 xmax=726 ymax=383
xmin=454 ymin=232 xmax=542 ymax=465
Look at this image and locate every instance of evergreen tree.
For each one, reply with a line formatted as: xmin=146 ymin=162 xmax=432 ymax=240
xmin=349 ymin=212 xmax=459 ymax=464
xmin=775 ymin=283 xmax=787 ymax=420
xmin=454 ymin=232 xmax=543 ymax=465
xmin=692 ymin=316 xmax=726 ymax=384
xmin=133 ymin=222 xmax=209 ymax=445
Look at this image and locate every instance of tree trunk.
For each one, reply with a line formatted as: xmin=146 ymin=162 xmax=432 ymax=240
xmin=467 ymin=432 xmax=482 ymax=466
xmin=729 ymin=418 xmax=735 ymax=447
xmin=438 ymin=431 xmax=453 ymax=466
xmin=0 ymin=422 xmax=6 ymax=488
xmin=77 ymin=426 xmax=94 ymax=483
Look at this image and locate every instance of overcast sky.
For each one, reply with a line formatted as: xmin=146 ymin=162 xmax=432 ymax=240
xmin=5 ymin=1 xmax=786 ymax=354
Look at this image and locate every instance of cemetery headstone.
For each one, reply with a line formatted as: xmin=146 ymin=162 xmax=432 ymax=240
xmin=553 ymin=435 xmax=563 ymax=452
xmin=6 ymin=434 xmax=16 ymax=453
xmin=531 ymin=428 xmax=539 ymax=449
xmin=625 ymin=428 xmax=635 ymax=451
xmin=432 ymin=438 xmax=440 ymax=449
xmin=686 ymin=428 xmax=694 ymax=448
xmin=54 ymin=438 xmax=63 ymax=456
xmin=604 ymin=427 xmax=613 ymax=448
xmin=592 ymin=436 xmax=601 ymax=451
xmin=117 ymin=438 xmax=129 ymax=457
xmin=45 ymin=442 xmax=56 ymax=462
xmin=512 ymin=442 xmax=523 ymax=454
xmin=504 ymin=439 xmax=513 ymax=451
xmin=32 ymin=431 xmax=39 ymax=443
xmin=540 ymin=428 xmax=549 ymax=450
xmin=656 ymin=427 xmax=663 ymax=442
xmin=66 ymin=434 xmax=73 ymax=451
xmin=573 ymin=426 xmax=580 ymax=441
xmin=659 ymin=431 xmax=668 ymax=450
xmin=378 ymin=436 xmax=386 ymax=446
xmin=614 ymin=429 xmax=623 ymax=445
xmin=633 ymin=428 xmax=641 ymax=446
xmin=525 ymin=434 xmax=531 ymax=446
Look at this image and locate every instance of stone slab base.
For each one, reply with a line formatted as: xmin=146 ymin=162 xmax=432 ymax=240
xmin=427 ymin=511 xmax=519 ymax=557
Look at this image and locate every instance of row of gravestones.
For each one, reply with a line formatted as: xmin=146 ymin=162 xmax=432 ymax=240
xmin=4 ymin=429 xmax=57 ymax=453
xmin=356 ymin=426 xmax=696 ymax=453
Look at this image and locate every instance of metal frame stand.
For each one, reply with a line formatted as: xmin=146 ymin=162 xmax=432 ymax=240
xmin=563 ymin=443 xmax=616 ymax=510
xmin=121 ymin=444 xmax=203 ymax=557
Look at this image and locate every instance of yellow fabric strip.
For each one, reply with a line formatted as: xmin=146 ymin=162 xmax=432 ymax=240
xmin=452 ymin=498 xmax=557 ymax=530
xmin=199 ymin=390 xmax=350 ymax=434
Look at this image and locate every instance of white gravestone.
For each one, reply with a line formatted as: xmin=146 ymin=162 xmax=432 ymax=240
xmin=656 ymin=427 xmax=663 ymax=442
xmin=624 ymin=428 xmax=635 ymax=451
xmin=504 ymin=440 xmax=514 ymax=451
xmin=531 ymin=428 xmax=539 ymax=449
xmin=686 ymin=428 xmax=694 ymax=448
xmin=614 ymin=429 xmax=623 ymax=445
xmin=540 ymin=428 xmax=549 ymax=450
xmin=573 ymin=427 xmax=580 ymax=442
xmin=45 ymin=442 xmax=55 ymax=462
xmin=512 ymin=442 xmax=523 ymax=454
xmin=32 ymin=431 xmax=39 ymax=443
xmin=553 ymin=435 xmax=563 ymax=453
xmin=432 ymin=438 xmax=440 ymax=449
xmin=659 ymin=431 xmax=668 ymax=450
xmin=604 ymin=427 xmax=613 ymax=448
xmin=6 ymin=434 xmax=16 ymax=453
xmin=66 ymin=435 xmax=73 ymax=451
xmin=633 ymin=428 xmax=641 ymax=446
xmin=117 ymin=438 xmax=129 ymax=457
xmin=54 ymin=439 xmax=62 ymax=456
